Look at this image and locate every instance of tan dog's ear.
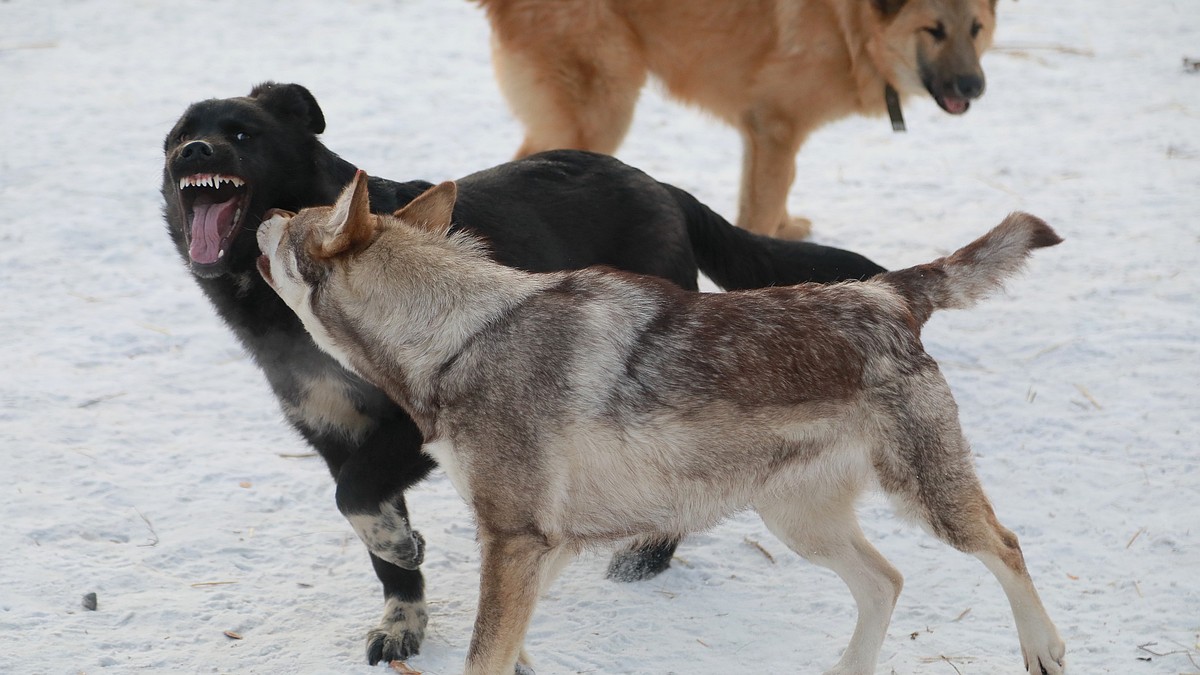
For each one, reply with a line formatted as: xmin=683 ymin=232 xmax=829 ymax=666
xmin=871 ymin=0 xmax=907 ymax=19
xmin=394 ymin=181 xmax=457 ymax=237
xmin=315 ymin=170 xmax=375 ymax=258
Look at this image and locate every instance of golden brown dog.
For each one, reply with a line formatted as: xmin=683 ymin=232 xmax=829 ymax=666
xmin=477 ymin=0 xmax=998 ymax=239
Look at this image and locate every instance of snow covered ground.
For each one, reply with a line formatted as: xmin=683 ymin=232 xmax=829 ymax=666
xmin=1 ymin=1 xmax=1197 ymax=673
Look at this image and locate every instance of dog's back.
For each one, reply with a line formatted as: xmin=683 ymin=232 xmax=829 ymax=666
xmin=432 ymin=213 xmax=1060 ymax=542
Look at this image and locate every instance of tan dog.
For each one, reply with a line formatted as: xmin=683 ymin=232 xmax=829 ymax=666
xmin=258 ymin=172 xmax=1065 ymax=675
xmin=477 ymin=0 xmax=997 ymax=239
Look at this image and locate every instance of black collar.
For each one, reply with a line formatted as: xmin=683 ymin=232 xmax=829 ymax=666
xmin=885 ymin=84 xmax=906 ymax=132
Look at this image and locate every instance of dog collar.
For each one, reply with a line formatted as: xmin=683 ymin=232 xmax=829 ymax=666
xmin=885 ymin=85 xmax=906 ymax=132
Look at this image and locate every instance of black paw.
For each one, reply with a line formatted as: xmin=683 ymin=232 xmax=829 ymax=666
xmin=605 ymin=538 xmax=676 ymax=582
xmin=364 ymin=598 xmax=428 ymax=665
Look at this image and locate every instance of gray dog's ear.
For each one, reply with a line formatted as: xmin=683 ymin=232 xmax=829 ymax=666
xmin=249 ymin=82 xmax=327 ymax=134
xmin=871 ymin=0 xmax=907 ymax=19
xmin=315 ymin=170 xmax=374 ymax=258
xmin=394 ymin=181 xmax=457 ymax=238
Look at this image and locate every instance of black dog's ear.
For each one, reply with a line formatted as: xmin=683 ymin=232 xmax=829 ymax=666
xmin=871 ymin=0 xmax=907 ymax=19
xmin=248 ymin=82 xmax=327 ymax=134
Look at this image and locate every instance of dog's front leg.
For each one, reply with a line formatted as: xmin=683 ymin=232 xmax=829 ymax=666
xmin=333 ymin=419 xmax=437 ymax=664
xmin=736 ymin=106 xmax=811 ymax=240
xmin=364 ymin=553 xmax=429 ymax=665
xmin=466 ymin=530 xmax=555 ymax=675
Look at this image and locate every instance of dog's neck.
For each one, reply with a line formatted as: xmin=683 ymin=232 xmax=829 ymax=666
xmin=317 ymin=229 xmax=548 ymax=428
xmin=841 ymin=2 xmax=909 ymax=128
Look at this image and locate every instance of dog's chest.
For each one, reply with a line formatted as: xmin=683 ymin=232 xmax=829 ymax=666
xmin=422 ymin=438 xmax=472 ymax=502
xmin=280 ymin=368 xmax=374 ymax=440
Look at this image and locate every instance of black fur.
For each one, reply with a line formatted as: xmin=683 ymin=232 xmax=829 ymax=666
xmin=161 ymin=81 xmax=884 ymax=664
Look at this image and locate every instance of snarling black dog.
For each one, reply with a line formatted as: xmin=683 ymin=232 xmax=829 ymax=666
xmin=161 ymin=82 xmax=885 ymax=664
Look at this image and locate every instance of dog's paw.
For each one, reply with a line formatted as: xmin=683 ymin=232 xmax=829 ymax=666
xmin=349 ymin=506 xmax=426 ymax=570
xmin=384 ymin=528 xmax=425 ymax=571
xmin=774 ymin=215 xmax=813 ymax=240
xmin=365 ymin=597 xmax=428 ymax=665
xmin=515 ymin=664 xmax=536 ymax=675
xmin=605 ymin=538 xmax=675 ymax=582
xmin=821 ymin=667 xmax=870 ymax=675
xmin=1024 ymin=637 xmax=1066 ymax=675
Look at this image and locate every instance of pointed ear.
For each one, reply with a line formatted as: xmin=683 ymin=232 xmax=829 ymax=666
xmin=314 ymin=170 xmax=374 ymax=258
xmin=394 ymin=181 xmax=457 ymax=237
xmin=871 ymin=0 xmax=907 ymax=19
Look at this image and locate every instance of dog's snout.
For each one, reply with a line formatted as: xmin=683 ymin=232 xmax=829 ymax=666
xmin=953 ymin=74 xmax=985 ymax=99
xmin=180 ymin=140 xmax=214 ymax=159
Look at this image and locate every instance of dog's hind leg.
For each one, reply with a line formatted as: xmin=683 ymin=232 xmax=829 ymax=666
xmin=897 ymin=469 xmax=1065 ymax=674
xmin=755 ymin=493 xmax=903 ymax=675
xmin=487 ymin=4 xmax=646 ymax=158
xmin=466 ymin=530 xmax=560 ymax=675
xmin=878 ymin=397 xmax=1066 ymax=675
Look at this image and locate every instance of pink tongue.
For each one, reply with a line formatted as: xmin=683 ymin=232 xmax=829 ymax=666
xmin=189 ymin=198 xmax=239 ymax=264
xmin=944 ymin=97 xmax=969 ymax=114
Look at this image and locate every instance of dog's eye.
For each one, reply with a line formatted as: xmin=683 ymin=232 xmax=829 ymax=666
xmin=924 ymin=22 xmax=947 ymax=41
xmin=970 ymin=20 xmax=983 ymax=38
xmin=234 ymin=131 xmax=252 ymax=142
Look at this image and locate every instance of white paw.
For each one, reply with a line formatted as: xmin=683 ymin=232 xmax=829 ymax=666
xmin=1023 ymin=634 xmax=1066 ymax=675
xmin=365 ymin=598 xmax=428 ymax=665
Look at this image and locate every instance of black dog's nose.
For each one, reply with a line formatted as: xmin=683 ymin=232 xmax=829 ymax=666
xmin=953 ymin=74 xmax=985 ymax=99
xmin=180 ymin=140 xmax=214 ymax=159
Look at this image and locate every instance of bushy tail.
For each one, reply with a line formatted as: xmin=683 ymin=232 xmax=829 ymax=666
xmin=661 ymin=183 xmax=887 ymax=290
xmin=882 ymin=212 xmax=1062 ymax=327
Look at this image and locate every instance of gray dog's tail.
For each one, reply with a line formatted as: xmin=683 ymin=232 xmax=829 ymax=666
xmin=660 ymin=183 xmax=886 ymax=290
xmin=882 ymin=212 xmax=1062 ymax=328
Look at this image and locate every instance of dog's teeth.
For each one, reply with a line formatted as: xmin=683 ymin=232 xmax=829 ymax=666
xmin=218 ymin=249 xmax=225 ymax=260
xmin=178 ymin=174 xmax=245 ymax=191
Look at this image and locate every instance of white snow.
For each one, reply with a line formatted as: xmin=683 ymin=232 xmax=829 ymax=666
xmin=1 ymin=1 xmax=1197 ymax=673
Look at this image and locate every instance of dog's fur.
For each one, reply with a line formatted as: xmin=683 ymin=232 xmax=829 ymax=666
xmin=161 ymin=82 xmax=885 ymax=664
xmin=259 ymin=173 xmax=1066 ymax=675
xmin=478 ymin=0 xmax=997 ymax=239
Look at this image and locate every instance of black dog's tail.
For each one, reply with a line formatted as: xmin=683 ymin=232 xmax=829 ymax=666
xmin=881 ymin=212 xmax=1062 ymax=329
xmin=662 ymin=183 xmax=886 ymax=290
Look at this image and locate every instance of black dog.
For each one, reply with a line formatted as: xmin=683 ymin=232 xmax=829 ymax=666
xmin=161 ymin=82 xmax=885 ymax=665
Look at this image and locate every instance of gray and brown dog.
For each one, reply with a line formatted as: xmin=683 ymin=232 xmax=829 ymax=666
xmin=258 ymin=172 xmax=1066 ymax=675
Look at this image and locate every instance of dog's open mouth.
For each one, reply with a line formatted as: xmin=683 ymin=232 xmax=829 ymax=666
xmin=936 ymin=94 xmax=971 ymax=115
xmin=179 ymin=173 xmax=252 ymax=266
